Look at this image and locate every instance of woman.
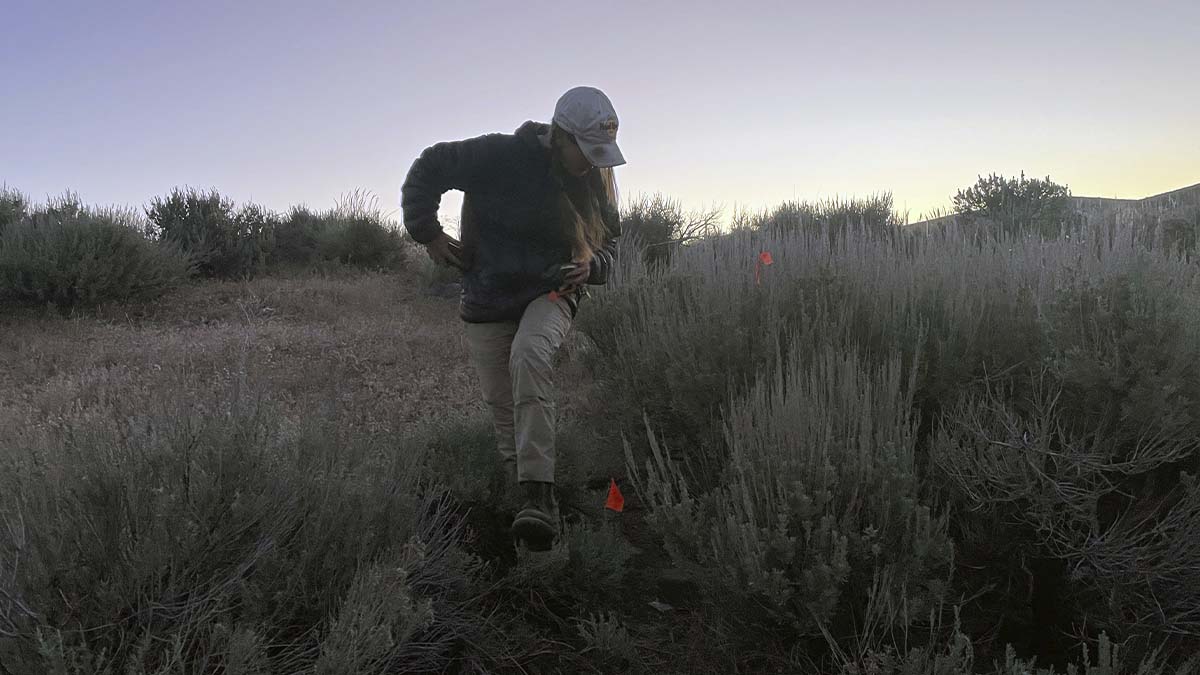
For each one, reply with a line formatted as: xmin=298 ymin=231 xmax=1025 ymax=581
xmin=401 ymin=86 xmax=625 ymax=551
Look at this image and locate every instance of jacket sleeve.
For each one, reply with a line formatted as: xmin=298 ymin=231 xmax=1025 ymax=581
xmin=401 ymin=133 xmax=511 ymax=245
xmin=586 ymin=200 xmax=622 ymax=285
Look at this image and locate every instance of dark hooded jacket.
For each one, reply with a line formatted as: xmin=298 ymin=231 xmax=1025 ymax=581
xmin=401 ymin=121 xmax=621 ymax=323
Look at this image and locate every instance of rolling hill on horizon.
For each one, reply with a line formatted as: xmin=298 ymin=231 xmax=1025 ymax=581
xmin=908 ymin=179 xmax=1200 ymax=231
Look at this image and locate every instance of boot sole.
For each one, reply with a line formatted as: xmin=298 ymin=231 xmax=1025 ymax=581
xmin=511 ymin=512 xmax=557 ymax=551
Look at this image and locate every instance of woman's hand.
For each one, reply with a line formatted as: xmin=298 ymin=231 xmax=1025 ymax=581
xmin=425 ymin=231 xmax=465 ymax=270
xmin=561 ymin=260 xmax=590 ymax=288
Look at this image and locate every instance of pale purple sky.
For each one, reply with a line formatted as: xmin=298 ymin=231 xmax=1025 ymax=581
xmin=3 ymin=0 xmax=1198 ymax=227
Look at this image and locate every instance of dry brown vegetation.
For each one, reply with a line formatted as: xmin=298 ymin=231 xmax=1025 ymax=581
xmin=1 ymin=270 xmax=484 ymax=433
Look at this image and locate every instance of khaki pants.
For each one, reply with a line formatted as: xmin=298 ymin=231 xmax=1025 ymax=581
xmin=464 ymin=294 xmax=574 ymax=484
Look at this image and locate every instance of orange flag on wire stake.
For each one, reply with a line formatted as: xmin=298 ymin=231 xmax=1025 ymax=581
xmin=605 ymin=478 xmax=625 ymax=512
xmin=755 ymin=250 xmax=774 ymax=286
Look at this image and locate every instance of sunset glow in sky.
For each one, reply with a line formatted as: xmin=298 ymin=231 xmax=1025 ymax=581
xmin=3 ymin=0 xmax=1198 ymax=227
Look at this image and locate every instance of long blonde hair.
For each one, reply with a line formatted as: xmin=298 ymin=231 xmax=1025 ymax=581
xmin=550 ymin=124 xmax=620 ymax=263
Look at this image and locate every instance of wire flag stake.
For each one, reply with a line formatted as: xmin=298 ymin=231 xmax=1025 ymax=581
xmin=755 ymin=250 xmax=774 ymax=285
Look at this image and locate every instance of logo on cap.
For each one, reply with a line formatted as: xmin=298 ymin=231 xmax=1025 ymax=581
xmin=599 ymin=116 xmax=618 ymax=140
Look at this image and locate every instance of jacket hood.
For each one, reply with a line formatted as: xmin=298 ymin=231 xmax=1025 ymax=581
xmin=516 ymin=120 xmax=551 ymax=148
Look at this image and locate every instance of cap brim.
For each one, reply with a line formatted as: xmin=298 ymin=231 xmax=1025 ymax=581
xmin=578 ymin=139 xmax=626 ymax=168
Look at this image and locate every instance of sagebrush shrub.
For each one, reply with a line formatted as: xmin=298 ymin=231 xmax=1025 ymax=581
xmin=1039 ymin=251 xmax=1200 ymax=464
xmin=147 ymin=187 xmax=273 ymax=278
xmin=0 ymin=193 xmax=191 ymax=307
xmin=575 ymin=611 xmax=640 ymax=670
xmin=321 ymin=216 xmax=406 ymax=268
xmin=1122 ymin=205 xmax=1200 ymax=262
xmin=1160 ymin=213 xmax=1198 ymax=260
xmin=423 ymin=415 xmax=509 ymax=506
xmin=0 ymin=185 xmax=28 ymax=235
xmin=563 ymin=521 xmax=638 ymax=598
xmin=271 ymin=205 xmax=328 ymax=267
xmin=742 ymin=193 xmax=904 ymax=243
xmin=627 ymin=341 xmax=953 ymax=639
xmin=929 ymin=248 xmax=1200 ymax=646
xmin=234 ymin=201 xmax=281 ymax=267
xmin=269 ymin=197 xmax=406 ymax=271
xmin=574 ymin=226 xmax=800 ymax=493
xmin=620 ymin=193 xmax=719 ymax=270
xmin=577 ymin=199 xmax=1200 ymax=668
xmin=579 ymin=210 xmax=964 ymax=495
xmin=837 ymin=615 xmax=1198 ymax=675
xmin=0 ymin=374 xmax=485 ymax=673
xmin=314 ymin=553 xmax=435 ymax=673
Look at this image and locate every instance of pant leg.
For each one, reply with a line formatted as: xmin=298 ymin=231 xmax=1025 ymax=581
xmin=463 ymin=320 xmax=519 ymax=468
xmin=510 ymin=293 xmax=574 ymax=484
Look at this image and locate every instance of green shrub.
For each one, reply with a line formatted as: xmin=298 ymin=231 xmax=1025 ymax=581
xmin=738 ymin=193 xmax=905 ymax=243
xmin=0 ymin=185 xmax=28 ymax=235
xmin=620 ymin=193 xmax=720 ymax=270
xmin=268 ymin=193 xmax=407 ymax=271
xmin=271 ymin=206 xmax=327 ymax=267
xmin=147 ymin=187 xmax=273 ymax=279
xmin=953 ymin=172 xmax=1078 ymax=240
xmin=318 ymin=191 xmax=406 ymax=270
xmin=0 ymin=193 xmax=191 ymax=308
xmin=233 ymin=200 xmax=281 ymax=267
xmin=319 ymin=216 xmax=406 ymax=269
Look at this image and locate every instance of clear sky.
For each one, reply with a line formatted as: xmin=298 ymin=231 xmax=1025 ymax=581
xmin=3 ymin=0 xmax=1197 ymax=228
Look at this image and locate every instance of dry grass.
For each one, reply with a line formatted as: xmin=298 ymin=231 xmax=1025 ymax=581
xmin=0 ymin=268 xmax=494 ymax=438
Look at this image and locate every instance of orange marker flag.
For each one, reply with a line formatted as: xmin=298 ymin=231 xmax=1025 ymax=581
xmin=754 ymin=250 xmax=774 ymax=286
xmin=605 ymin=478 xmax=625 ymax=512
xmin=548 ymin=290 xmax=559 ymax=301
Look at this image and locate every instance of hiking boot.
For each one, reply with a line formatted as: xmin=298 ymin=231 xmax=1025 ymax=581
xmin=511 ymin=481 xmax=559 ymax=551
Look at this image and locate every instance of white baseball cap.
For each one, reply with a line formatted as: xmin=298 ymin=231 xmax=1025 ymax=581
xmin=552 ymin=86 xmax=626 ymax=168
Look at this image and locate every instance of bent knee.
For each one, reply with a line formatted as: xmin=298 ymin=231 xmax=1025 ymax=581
xmin=508 ymin=337 xmax=553 ymax=371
